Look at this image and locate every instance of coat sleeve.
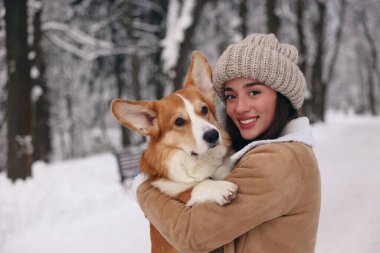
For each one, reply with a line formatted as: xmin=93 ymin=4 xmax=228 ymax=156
xmin=136 ymin=144 xmax=303 ymax=253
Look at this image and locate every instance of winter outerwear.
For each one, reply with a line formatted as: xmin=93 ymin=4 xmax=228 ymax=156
xmin=136 ymin=117 xmax=321 ymax=253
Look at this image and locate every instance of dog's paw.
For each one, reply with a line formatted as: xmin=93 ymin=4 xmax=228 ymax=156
xmin=210 ymin=181 xmax=238 ymax=205
xmin=186 ymin=180 xmax=238 ymax=206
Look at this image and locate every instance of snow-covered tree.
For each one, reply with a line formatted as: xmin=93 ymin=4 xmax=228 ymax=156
xmin=0 ymin=2 xmax=6 ymax=173
xmin=4 ymin=0 xmax=33 ymax=180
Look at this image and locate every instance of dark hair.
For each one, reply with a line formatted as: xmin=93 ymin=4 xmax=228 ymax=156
xmin=226 ymin=92 xmax=299 ymax=152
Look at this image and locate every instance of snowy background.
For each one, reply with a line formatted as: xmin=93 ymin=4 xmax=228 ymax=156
xmin=1 ymin=111 xmax=380 ymax=253
xmin=2 ymin=0 xmax=380 ymax=169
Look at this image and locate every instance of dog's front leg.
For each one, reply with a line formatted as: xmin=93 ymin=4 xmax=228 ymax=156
xmin=186 ymin=179 xmax=238 ymax=206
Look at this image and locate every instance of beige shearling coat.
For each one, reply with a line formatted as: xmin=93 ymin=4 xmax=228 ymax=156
xmin=137 ymin=117 xmax=321 ymax=253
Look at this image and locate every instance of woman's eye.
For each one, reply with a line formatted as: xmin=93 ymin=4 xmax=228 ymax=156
xmin=225 ymin=94 xmax=235 ymax=100
xmin=249 ymin=90 xmax=261 ymax=96
xmin=175 ymin=117 xmax=186 ymax=126
xmin=201 ymin=106 xmax=208 ymax=115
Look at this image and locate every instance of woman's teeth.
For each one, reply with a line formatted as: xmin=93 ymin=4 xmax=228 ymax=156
xmin=240 ymin=118 xmax=257 ymax=124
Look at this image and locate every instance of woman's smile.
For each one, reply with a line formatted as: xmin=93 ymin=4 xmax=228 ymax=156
xmin=238 ymin=116 xmax=258 ymax=129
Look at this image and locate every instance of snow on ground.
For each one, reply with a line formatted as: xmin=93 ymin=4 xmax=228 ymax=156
xmin=0 ymin=112 xmax=380 ymax=253
xmin=313 ymin=112 xmax=380 ymax=253
xmin=0 ymin=154 xmax=150 ymax=253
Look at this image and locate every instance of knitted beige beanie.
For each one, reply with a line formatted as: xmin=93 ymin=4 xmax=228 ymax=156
xmin=213 ymin=33 xmax=306 ymax=109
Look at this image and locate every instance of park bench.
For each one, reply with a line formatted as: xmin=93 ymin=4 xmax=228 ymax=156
xmin=114 ymin=150 xmax=142 ymax=183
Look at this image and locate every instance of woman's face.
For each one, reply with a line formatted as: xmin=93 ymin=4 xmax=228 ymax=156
xmin=225 ymin=77 xmax=277 ymax=140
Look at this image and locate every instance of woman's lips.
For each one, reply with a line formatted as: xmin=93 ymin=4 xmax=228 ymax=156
xmin=238 ymin=116 xmax=258 ymax=129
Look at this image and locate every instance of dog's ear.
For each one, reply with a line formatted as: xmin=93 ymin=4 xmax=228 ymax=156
xmin=111 ymin=99 xmax=159 ymax=137
xmin=183 ymin=51 xmax=215 ymax=100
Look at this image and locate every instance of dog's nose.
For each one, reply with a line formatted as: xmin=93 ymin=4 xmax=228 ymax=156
xmin=203 ymin=129 xmax=219 ymax=144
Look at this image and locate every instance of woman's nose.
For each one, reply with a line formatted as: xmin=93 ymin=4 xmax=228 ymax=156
xmin=235 ymin=96 xmax=250 ymax=114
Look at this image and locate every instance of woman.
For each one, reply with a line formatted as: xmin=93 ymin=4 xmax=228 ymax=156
xmin=135 ymin=33 xmax=321 ymax=253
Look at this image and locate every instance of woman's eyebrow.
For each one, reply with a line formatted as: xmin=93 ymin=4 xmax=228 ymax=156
xmin=245 ymin=81 xmax=263 ymax=87
xmin=224 ymin=81 xmax=263 ymax=91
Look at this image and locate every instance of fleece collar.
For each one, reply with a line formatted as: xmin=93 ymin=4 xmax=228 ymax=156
xmin=230 ymin=117 xmax=315 ymax=164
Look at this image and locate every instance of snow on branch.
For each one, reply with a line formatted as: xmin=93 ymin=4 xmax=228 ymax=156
xmin=42 ymin=21 xmax=114 ymax=49
xmin=43 ymin=21 xmax=158 ymax=61
xmin=28 ymin=0 xmax=43 ymax=11
xmin=134 ymin=1 xmax=165 ymax=15
xmin=46 ymin=33 xmax=157 ymax=61
xmin=46 ymin=33 xmax=93 ymax=61
xmin=133 ymin=21 xmax=162 ymax=33
xmin=88 ymin=8 xmax=125 ymax=34
xmin=161 ymin=0 xmax=196 ymax=74
xmin=279 ymin=0 xmax=297 ymax=24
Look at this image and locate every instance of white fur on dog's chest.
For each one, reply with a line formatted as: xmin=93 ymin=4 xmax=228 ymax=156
xmin=167 ymin=146 xmax=227 ymax=184
xmin=151 ymin=146 xmax=233 ymax=204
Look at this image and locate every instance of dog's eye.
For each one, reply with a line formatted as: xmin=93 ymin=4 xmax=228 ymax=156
xmin=175 ymin=117 xmax=186 ymax=126
xmin=201 ymin=106 xmax=208 ymax=115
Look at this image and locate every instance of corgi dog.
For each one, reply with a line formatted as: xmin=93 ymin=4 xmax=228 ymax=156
xmin=111 ymin=51 xmax=237 ymax=253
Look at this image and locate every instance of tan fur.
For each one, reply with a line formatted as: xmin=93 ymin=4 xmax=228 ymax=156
xmin=111 ymin=51 xmax=237 ymax=253
xmin=176 ymin=188 xmax=193 ymax=203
